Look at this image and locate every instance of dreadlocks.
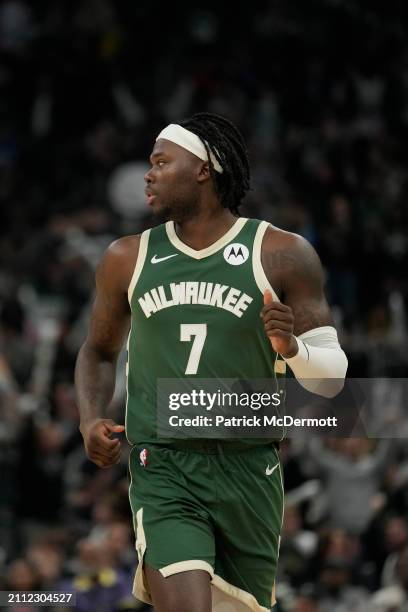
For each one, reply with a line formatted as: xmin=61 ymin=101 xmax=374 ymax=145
xmin=179 ymin=112 xmax=250 ymax=215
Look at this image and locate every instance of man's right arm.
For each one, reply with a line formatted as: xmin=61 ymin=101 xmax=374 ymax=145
xmin=75 ymin=235 xmax=139 ymax=467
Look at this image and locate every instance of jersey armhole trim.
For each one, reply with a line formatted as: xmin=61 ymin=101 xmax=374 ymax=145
xmin=128 ymin=229 xmax=150 ymax=304
xmin=253 ymin=221 xmax=280 ymax=301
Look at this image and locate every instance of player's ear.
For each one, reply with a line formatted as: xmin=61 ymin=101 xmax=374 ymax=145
xmin=197 ymin=161 xmax=211 ymax=183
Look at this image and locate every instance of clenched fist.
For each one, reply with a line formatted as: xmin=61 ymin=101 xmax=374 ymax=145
xmin=80 ymin=418 xmax=125 ymax=468
xmin=261 ymin=290 xmax=299 ymax=358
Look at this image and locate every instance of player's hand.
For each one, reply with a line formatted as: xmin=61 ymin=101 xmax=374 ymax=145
xmin=80 ymin=418 xmax=125 ymax=469
xmin=261 ymin=290 xmax=298 ymax=358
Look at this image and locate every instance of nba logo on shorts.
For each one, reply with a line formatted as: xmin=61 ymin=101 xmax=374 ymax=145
xmin=139 ymin=448 xmax=148 ymax=467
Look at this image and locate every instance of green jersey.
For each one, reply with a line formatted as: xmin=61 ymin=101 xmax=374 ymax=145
xmin=125 ymin=217 xmax=285 ymax=446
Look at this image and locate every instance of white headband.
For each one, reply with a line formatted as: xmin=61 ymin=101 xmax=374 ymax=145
xmin=156 ymin=124 xmax=223 ymax=173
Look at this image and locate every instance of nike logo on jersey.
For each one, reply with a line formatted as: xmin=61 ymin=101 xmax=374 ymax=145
xmin=265 ymin=463 xmax=279 ymax=476
xmin=151 ymin=254 xmax=178 ymax=264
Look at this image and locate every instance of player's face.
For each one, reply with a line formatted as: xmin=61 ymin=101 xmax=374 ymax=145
xmin=144 ymin=139 xmax=202 ymax=222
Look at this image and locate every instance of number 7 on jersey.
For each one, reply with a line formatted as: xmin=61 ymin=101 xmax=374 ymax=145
xmin=180 ymin=324 xmax=207 ymax=375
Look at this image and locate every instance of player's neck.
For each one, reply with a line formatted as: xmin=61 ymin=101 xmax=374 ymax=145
xmin=174 ymin=208 xmax=238 ymax=251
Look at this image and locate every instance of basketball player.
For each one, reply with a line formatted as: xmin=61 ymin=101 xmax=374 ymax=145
xmin=75 ymin=113 xmax=348 ymax=612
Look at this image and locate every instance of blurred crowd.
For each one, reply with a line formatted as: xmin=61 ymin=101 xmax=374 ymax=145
xmin=0 ymin=0 xmax=408 ymax=610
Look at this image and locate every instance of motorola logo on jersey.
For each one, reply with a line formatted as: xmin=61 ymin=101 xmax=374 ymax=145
xmin=223 ymin=243 xmax=249 ymax=265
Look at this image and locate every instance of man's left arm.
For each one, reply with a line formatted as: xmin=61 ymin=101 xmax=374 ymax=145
xmin=261 ymin=228 xmax=348 ymax=397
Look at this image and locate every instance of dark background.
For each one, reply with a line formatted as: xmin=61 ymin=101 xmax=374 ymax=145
xmin=0 ymin=1 xmax=408 ymax=610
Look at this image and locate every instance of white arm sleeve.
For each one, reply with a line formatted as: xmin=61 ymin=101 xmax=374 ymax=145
xmin=283 ymin=326 xmax=348 ymax=398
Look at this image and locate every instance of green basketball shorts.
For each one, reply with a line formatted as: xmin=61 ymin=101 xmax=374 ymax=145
xmin=128 ymin=442 xmax=284 ymax=612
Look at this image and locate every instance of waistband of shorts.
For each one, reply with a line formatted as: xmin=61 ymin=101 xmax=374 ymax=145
xmin=164 ymin=439 xmax=280 ymax=454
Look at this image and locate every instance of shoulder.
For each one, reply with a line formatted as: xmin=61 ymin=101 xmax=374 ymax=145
xmin=262 ymin=224 xmax=319 ymax=261
xmin=106 ymin=234 xmax=141 ymax=258
xmin=260 ymin=224 xmax=324 ymax=290
xmin=103 ymin=234 xmax=141 ymax=269
xmin=96 ymin=234 xmax=141 ymax=293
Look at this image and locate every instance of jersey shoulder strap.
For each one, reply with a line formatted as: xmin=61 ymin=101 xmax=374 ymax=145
xmin=127 ymin=228 xmax=151 ymax=304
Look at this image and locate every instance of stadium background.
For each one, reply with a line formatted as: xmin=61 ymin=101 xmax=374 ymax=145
xmin=0 ymin=1 xmax=408 ymax=610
